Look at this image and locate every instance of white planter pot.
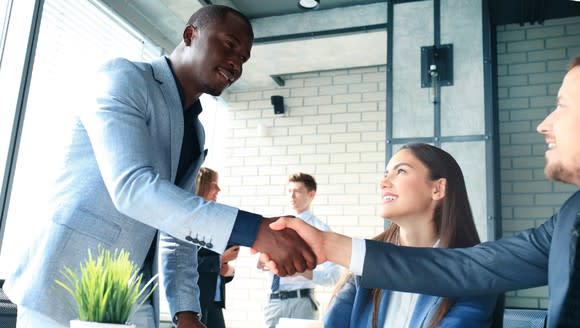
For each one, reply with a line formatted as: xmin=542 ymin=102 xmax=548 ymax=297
xmin=70 ymin=320 xmax=136 ymax=328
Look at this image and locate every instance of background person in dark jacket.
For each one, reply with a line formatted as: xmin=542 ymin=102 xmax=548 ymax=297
xmin=195 ymin=167 xmax=239 ymax=328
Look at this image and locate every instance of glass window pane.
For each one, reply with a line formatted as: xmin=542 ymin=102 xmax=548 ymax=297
xmin=392 ymin=0 xmax=434 ymax=139
xmin=0 ymin=0 xmax=12 ymax=196
xmin=0 ymin=0 xmax=10 ymax=48
xmin=0 ymin=0 xmax=160 ymax=278
xmin=440 ymin=0 xmax=485 ymax=136
xmin=0 ymin=0 xmax=35 ymax=245
xmin=442 ymin=141 xmax=488 ymax=241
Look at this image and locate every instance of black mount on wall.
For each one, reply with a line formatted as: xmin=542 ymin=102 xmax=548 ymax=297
xmin=420 ymin=44 xmax=453 ymax=88
xmin=271 ymin=95 xmax=285 ymax=115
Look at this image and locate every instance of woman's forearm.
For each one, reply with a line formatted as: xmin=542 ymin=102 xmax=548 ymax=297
xmin=324 ymin=231 xmax=352 ymax=268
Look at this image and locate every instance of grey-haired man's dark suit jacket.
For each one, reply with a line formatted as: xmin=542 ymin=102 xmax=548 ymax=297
xmin=360 ymin=190 xmax=580 ymax=328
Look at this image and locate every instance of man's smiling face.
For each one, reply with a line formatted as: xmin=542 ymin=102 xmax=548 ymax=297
xmin=537 ymin=65 xmax=580 ymax=186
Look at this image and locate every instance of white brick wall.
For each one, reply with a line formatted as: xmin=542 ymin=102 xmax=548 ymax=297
xmin=202 ymin=66 xmax=386 ymax=327
xmin=497 ymin=16 xmax=580 ymax=308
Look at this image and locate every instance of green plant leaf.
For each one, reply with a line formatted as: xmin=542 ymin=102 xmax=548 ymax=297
xmin=55 ymin=246 xmax=158 ymax=324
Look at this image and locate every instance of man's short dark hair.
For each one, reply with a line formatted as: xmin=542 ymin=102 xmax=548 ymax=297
xmin=288 ymin=173 xmax=317 ymax=192
xmin=187 ymin=4 xmax=254 ymax=40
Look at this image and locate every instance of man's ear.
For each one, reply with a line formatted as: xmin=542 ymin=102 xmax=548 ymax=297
xmin=308 ymin=190 xmax=316 ymax=200
xmin=183 ymin=25 xmax=197 ymax=46
xmin=432 ymin=178 xmax=447 ymax=201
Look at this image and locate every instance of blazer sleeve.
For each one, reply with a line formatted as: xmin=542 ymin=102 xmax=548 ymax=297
xmin=360 ymin=215 xmax=554 ymax=296
xmin=159 ymin=233 xmax=201 ymax=319
xmin=323 ymin=276 xmax=357 ymax=328
xmin=436 ymin=294 xmax=498 ymax=328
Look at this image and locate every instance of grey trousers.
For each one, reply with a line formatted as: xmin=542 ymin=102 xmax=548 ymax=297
xmin=264 ymin=295 xmax=319 ymax=328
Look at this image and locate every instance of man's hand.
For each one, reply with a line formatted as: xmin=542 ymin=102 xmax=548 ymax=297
xmin=257 ymin=257 xmax=267 ymax=271
xmin=222 ymin=245 xmax=240 ymax=262
xmin=269 ymin=216 xmax=327 ymax=263
xmin=220 ymin=262 xmax=235 ymax=276
xmin=270 ymin=216 xmax=352 ymax=268
xmin=176 ymin=312 xmax=206 ymax=328
xmin=252 ymin=216 xmax=317 ymax=276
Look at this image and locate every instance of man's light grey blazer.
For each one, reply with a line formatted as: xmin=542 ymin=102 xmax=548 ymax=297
xmin=4 ymin=57 xmax=238 ymax=327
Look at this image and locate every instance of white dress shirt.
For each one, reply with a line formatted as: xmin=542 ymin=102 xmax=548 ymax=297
xmin=350 ymin=237 xmax=366 ymax=276
xmin=271 ymin=210 xmax=342 ymax=291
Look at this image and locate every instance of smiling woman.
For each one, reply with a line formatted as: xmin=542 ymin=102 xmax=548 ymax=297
xmin=323 ymin=143 xmax=500 ymax=328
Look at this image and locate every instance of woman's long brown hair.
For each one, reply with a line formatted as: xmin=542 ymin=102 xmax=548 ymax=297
xmin=332 ymin=143 xmax=482 ymax=328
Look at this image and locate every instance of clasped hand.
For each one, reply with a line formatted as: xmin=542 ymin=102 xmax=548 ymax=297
xmin=251 ymin=216 xmax=317 ymax=276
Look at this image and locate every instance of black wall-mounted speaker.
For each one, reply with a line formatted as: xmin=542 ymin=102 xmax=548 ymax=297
xmin=271 ymin=95 xmax=284 ymax=115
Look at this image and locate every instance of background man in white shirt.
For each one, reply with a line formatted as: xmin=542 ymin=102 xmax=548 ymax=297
xmin=259 ymin=173 xmax=342 ymax=328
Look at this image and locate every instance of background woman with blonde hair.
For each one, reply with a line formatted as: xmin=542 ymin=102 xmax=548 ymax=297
xmin=195 ymin=167 xmax=240 ymax=328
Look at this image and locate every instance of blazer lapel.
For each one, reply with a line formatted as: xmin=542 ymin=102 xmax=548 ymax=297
xmin=150 ymin=57 xmax=183 ymax=182
xmin=376 ymin=290 xmax=392 ymax=326
xmin=410 ymin=294 xmax=441 ymax=328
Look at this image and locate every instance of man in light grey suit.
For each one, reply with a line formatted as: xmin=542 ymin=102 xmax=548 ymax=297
xmin=4 ymin=5 xmax=315 ymax=328
xmin=269 ymin=57 xmax=580 ymax=328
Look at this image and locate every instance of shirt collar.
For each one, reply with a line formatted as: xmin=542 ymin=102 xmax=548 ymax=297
xmin=164 ymin=57 xmax=203 ymax=115
xmin=294 ymin=209 xmax=313 ymax=221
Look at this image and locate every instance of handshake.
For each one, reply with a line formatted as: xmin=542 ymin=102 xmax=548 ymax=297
xmin=252 ymin=216 xmax=350 ymax=276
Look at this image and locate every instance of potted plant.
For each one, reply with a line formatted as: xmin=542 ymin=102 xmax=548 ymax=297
xmin=55 ymin=247 xmax=158 ymax=328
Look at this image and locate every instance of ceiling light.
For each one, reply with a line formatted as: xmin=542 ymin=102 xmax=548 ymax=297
xmin=298 ymin=0 xmax=320 ymax=10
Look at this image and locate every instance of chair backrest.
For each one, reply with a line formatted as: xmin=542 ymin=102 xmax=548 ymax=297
xmin=503 ymin=308 xmax=547 ymax=328
xmin=0 ymin=280 xmax=17 ymax=328
xmin=491 ymin=294 xmax=505 ymax=328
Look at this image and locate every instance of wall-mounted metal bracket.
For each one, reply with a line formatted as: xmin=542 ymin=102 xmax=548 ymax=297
xmin=271 ymin=75 xmax=285 ymax=87
xmin=421 ymin=44 xmax=453 ymax=88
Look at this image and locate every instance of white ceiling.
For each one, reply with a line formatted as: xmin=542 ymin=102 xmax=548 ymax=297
xmin=237 ymin=31 xmax=387 ymax=90
xmin=99 ymin=0 xmax=388 ymax=91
